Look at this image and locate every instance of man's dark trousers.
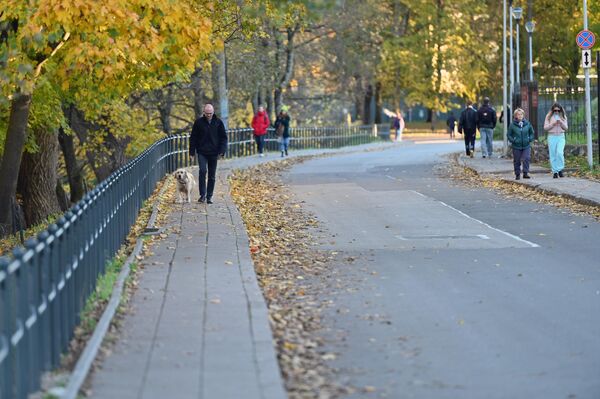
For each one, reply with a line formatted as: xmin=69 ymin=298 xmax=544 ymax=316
xmin=198 ymin=153 xmax=218 ymax=199
xmin=464 ymin=128 xmax=476 ymax=155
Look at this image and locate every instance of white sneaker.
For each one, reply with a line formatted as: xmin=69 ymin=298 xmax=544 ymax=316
xmin=259 ymin=153 xmax=264 ymax=157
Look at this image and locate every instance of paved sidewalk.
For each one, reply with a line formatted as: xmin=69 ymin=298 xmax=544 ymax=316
xmin=460 ymin=152 xmax=600 ymax=208
xmin=88 ymin=141 xmax=396 ymax=399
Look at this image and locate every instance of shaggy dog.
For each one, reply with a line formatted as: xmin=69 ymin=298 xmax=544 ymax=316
xmin=173 ymin=168 xmax=195 ymax=203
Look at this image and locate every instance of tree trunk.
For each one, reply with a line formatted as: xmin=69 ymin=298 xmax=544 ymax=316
xmin=64 ymin=105 xmax=130 ymax=184
xmin=156 ymin=85 xmax=174 ymax=135
xmin=88 ymin=132 xmax=131 ymax=183
xmin=191 ymin=67 xmax=205 ymax=120
xmin=273 ymin=88 xmax=282 ymax=117
xmin=213 ymin=49 xmax=229 ymax=128
xmin=375 ymin=82 xmax=382 ymax=124
xmin=17 ymin=127 xmax=62 ymax=227
xmin=254 ymin=87 xmax=261 ymax=114
xmin=0 ymin=93 xmax=32 ymax=236
xmin=274 ymin=27 xmax=296 ymax=114
xmin=55 ymin=179 xmax=69 ymax=212
xmin=363 ymin=84 xmax=373 ymax=124
xmin=58 ymin=127 xmax=86 ymax=203
xmin=267 ymin=90 xmax=274 ymax=122
xmin=426 ymin=108 xmax=433 ymax=123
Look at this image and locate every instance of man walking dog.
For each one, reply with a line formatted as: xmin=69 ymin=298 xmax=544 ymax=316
xmin=189 ymin=104 xmax=228 ymax=204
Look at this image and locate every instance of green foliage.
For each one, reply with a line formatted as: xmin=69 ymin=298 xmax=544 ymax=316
xmin=0 ymin=212 xmax=62 ymax=256
xmin=96 ymin=101 xmax=163 ymax=157
xmin=79 ymin=255 xmax=124 ymax=334
xmin=377 ymin=0 xmax=495 ymax=113
xmin=25 ymin=77 xmax=66 ymax=153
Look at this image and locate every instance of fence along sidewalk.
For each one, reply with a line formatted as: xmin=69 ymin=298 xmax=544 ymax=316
xmin=0 ymin=125 xmax=377 ymax=399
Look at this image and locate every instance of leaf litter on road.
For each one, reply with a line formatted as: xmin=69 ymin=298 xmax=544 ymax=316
xmin=440 ymin=154 xmax=600 ymax=222
xmin=230 ymin=158 xmax=353 ymax=399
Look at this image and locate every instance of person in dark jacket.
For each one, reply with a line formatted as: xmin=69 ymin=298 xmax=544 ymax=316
xmin=446 ymin=113 xmax=457 ymax=138
xmin=274 ymin=105 xmax=291 ymax=157
xmin=458 ymin=100 xmax=478 ymax=157
xmin=189 ymin=104 xmax=228 ymax=204
xmin=507 ymin=108 xmax=535 ymax=180
xmin=477 ymin=97 xmax=497 ymax=158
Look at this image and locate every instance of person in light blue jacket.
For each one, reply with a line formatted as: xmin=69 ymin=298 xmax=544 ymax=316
xmin=543 ymin=102 xmax=568 ymax=178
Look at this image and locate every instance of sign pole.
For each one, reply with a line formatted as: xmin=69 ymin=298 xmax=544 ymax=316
xmin=503 ymin=0 xmax=508 ymax=156
xmin=583 ymin=0 xmax=593 ymax=168
xmin=597 ymin=51 xmax=599 ymax=165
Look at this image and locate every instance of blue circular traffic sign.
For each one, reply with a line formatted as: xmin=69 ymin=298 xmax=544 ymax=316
xmin=576 ymin=30 xmax=596 ymax=50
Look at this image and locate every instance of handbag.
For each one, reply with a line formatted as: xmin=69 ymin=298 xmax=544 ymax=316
xmin=275 ymin=123 xmax=284 ymax=137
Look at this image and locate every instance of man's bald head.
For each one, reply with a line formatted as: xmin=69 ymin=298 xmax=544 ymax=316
xmin=204 ymin=104 xmax=214 ymax=120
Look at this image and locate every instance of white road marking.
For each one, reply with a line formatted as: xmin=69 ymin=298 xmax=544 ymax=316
xmin=409 ymin=190 xmax=540 ymax=248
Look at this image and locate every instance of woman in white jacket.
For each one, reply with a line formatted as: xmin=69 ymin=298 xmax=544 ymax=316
xmin=543 ymin=102 xmax=568 ymax=178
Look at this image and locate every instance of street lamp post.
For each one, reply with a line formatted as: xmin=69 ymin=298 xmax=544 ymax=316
xmin=512 ymin=7 xmax=523 ymax=92
xmin=509 ymin=2 xmax=515 ymax=105
xmin=525 ymin=20 xmax=535 ymax=81
xmin=502 ymin=0 xmax=508 ymax=155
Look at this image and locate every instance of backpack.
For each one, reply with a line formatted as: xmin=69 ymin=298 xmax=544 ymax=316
xmin=479 ymin=108 xmax=494 ymax=125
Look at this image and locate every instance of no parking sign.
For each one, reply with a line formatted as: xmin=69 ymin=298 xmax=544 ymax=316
xmin=576 ymin=30 xmax=596 ymax=49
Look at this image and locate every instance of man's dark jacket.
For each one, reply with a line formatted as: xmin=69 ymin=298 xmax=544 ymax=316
xmin=458 ymin=107 xmax=478 ymax=133
xmin=189 ymin=115 xmax=228 ymax=157
xmin=477 ymin=104 xmax=497 ymax=129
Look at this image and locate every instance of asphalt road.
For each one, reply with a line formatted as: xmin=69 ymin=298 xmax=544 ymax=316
xmin=287 ymin=140 xmax=600 ymax=399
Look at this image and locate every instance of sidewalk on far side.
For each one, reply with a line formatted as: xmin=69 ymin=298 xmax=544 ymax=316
xmin=459 ymin=146 xmax=600 ymax=209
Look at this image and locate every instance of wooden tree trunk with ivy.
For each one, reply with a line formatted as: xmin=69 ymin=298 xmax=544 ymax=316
xmin=17 ymin=128 xmax=62 ymax=227
xmin=0 ymin=93 xmax=32 ymax=236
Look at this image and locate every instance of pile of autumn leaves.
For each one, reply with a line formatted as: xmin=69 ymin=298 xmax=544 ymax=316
xmin=443 ymin=157 xmax=600 ymax=221
xmin=229 ymin=160 xmax=347 ymax=399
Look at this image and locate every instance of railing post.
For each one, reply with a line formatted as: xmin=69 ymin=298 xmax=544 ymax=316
xmin=24 ymin=239 xmax=41 ymax=393
xmin=36 ymin=231 xmax=51 ymax=373
xmin=55 ymin=217 xmax=69 ymax=355
xmin=11 ymin=248 xmax=29 ymax=398
xmin=46 ymin=224 xmax=60 ymax=369
xmin=0 ymin=256 xmax=11 ymax=399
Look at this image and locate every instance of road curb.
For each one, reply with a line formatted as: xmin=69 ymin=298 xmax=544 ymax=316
xmin=220 ymin=170 xmax=288 ymax=399
xmin=462 ymin=162 xmax=600 ymax=210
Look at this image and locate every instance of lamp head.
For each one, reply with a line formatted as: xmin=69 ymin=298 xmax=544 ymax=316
xmin=525 ymin=20 xmax=535 ymax=33
xmin=512 ymin=7 xmax=523 ymax=20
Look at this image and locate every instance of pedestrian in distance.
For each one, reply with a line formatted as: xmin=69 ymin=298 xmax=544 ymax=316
xmin=446 ymin=113 xmax=457 ymax=139
xmin=458 ymin=100 xmax=478 ymax=158
xmin=543 ymin=102 xmax=568 ymax=179
xmin=251 ymin=105 xmax=270 ymax=157
xmin=189 ymin=104 xmax=228 ymax=204
xmin=499 ymin=105 xmax=511 ymax=124
xmin=508 ymin=108 xmax=535 ymax=180
xmin=274 ymin=105 xmax=291 ymax=157
xmin=477 ymin=97 xmax=497 ymax=158
xmin=393 ymin=110 xmax=405 ymax=142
